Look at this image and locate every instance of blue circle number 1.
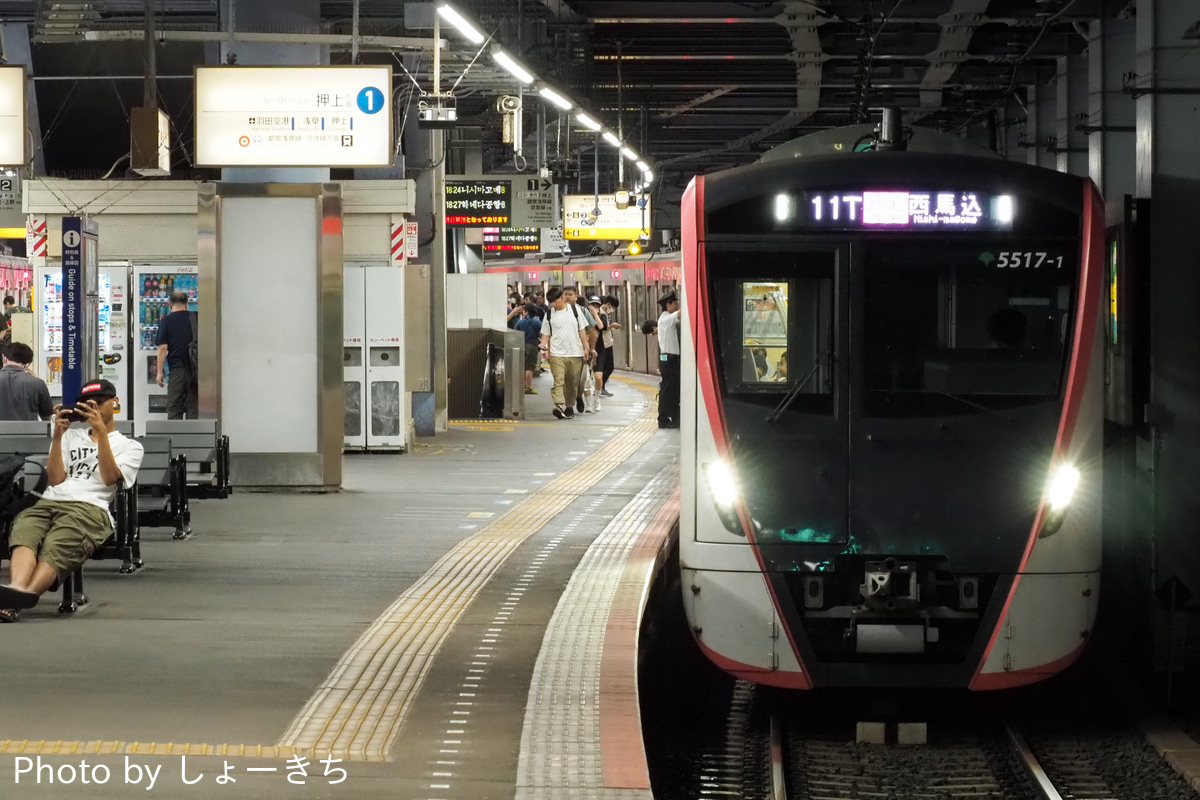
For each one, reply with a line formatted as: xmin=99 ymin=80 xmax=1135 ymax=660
xmin=357 ymin=87 xmax=385 ymax=114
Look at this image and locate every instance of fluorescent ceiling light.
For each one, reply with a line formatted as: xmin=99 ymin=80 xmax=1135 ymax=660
xmin=492 ymin=49 xmax=534 ymax=84
xmin=437 ymin=5 xmax=485 ymax=44
xmin=603 ymin=131 xmax=622 ymax=147
xmin=621 ymin=147 xmax=638 ymax=160
xmin=538 ymin=86 xmax=573 ymax=110
xmin=643 ymin=171 xmax=655 ymax=183
xmin=636 ymin=161 xmax=650 ymax=172
xmin=576 ymin=113 xmax=602 ymax=131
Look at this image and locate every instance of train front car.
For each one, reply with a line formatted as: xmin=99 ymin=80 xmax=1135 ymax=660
xmin=679 ymin=131 xmax=1104 ymax=690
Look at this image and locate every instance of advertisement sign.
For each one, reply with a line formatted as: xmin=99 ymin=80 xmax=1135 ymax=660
xmin=0 ymin=67 xmax=27 ymax=167
xmin=563 ymin=193 xmax=652 ymax=240
xmin=194 ymin=66 xmax=392 ymax=167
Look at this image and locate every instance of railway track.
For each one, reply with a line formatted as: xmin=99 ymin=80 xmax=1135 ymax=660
xmin=758 ymin=696 xmax=1197 ymax=800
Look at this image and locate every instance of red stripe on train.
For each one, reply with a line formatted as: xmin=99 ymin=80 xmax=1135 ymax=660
xmin=969 ymin=181 xmax=1105 ymax=690
xmin=685 ymin=175 xmax=813 ymax=684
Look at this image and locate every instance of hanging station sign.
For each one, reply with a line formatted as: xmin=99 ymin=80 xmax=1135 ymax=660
xmin=194 ymin=65 xmax=393 ymax=167
xmin=445 ymin=179 xmax=512 ymax=227
xmin=483 ymin=227 xmax=540 ymax=252
xmin=562 ymin=193 xmax=652 ymax=240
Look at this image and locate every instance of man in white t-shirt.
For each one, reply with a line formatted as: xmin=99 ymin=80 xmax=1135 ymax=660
xmin=0 ymin=378 xmax=144 ymax=620
xmin=657 ymin=290 xmax=682 ymax=428
xmin=538 ymin=286 xmax=589 ymax=420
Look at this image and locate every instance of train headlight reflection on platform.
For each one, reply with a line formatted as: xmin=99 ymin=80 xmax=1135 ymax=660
xmin=704 ymin=460 xmax=743 ymax=534
xmin=1040 ymin=463 xmax=1080 ymax=538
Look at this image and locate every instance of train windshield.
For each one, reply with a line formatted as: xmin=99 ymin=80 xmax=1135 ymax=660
xmin=709 ymin=240 xmax=1077 ymax=418
xmin=711 ymin=251 xmax=836 ymax=415
xmin=865 ymin=241 xmax=1076 ymax=417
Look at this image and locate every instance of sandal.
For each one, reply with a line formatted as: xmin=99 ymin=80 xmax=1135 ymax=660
xmin=0 ymin=608 xmax=19 ymax=623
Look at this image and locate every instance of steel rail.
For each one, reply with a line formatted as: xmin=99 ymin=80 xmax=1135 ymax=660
xmin=1005 ymin=723 xmax=1066 ymax=800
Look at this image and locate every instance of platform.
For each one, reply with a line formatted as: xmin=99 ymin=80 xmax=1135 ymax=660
xmin=0 ymin=371 xmax=678 ymax=799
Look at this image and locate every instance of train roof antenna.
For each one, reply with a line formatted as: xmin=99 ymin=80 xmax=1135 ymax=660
xmin=874 ymin=106 xmax=907 ymax=151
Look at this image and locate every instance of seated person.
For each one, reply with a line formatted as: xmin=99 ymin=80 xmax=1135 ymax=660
xmin=751 ymin=347 xmax=771 ymax=381
xmin=771 ymin=350 xmax=789 ymax=382
xmin=0 ymin=379 xmax=143 ymax=621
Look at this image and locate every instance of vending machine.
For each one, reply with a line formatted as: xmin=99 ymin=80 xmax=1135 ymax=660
xmin=34 ymin=263 xmax=131 ymax=415
xmin=343 ymin=265 xmax=406 ymax=451
xmin=132 ymin=265 xmax=199 ymax=425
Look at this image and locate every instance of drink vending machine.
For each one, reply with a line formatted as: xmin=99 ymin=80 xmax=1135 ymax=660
xmin=132 ymin=265 xmax=199 ymax=425
xmin=343 ymin=265 xmax=406 ymax=451
xmin=34 ymin=263 xmax=131 ymax=416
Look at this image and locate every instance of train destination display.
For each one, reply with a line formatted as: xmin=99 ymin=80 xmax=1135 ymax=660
xmin=796 ymin=190 xmax=1014 ymax=229
xmin=445 ymin=180 xmax=512 ymax=227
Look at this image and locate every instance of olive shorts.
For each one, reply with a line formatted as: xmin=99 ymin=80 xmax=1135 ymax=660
xmin=8 ymin=500 xmax=113 ymax=575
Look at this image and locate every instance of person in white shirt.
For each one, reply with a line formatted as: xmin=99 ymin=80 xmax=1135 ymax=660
xmin=657 ymin=290 xmax=682 ymax=428
xmin=0 ymin=378 xmax=144 ymax=620
xmin=538 ymin=286 xmax=589 ymax=420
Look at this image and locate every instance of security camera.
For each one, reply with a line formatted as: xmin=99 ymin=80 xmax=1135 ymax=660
xmin=497 ymin=95 xmax=521 ymax=113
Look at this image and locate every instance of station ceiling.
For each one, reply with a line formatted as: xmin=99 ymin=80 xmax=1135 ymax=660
xmin=0 ymin=0 xmax=1140 ymax=187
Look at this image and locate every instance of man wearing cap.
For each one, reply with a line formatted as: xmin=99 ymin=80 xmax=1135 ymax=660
xmin=0 ymin=378 xmax=144 ymax=621
xmin=657 ymin=290 xmax=682 ymax=428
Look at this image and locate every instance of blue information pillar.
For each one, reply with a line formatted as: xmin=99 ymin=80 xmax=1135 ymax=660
xmin=60 ymin=216 xmax=99 ymax=405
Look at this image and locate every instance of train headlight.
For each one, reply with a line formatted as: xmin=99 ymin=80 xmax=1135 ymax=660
xmin=1047 ymin=464 xmax=1080 ymax=511
xmin=1040 ymin=463 xmax=1080 ymax=538
xmin=704 ymin=460 xmax=743 ymax=535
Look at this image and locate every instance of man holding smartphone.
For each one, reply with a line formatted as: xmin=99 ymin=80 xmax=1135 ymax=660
xmin=0 ymin=379 xmax=143 ymax=621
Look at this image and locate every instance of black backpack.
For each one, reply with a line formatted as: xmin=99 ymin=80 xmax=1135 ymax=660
xmin=187 ymin=311 xmax=199 ymax=381
xmin=0 ymin=453 xmax=47 ymax=523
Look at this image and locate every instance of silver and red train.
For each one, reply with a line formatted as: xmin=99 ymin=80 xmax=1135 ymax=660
xmin=679 ymin=123 xmax=1104 ymax=689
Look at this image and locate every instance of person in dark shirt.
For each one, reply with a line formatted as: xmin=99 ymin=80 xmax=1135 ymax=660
xmin=507 ymin=303 xmax=543 ymax=394
xmin=155 ymin=291 xmax=197 ymax=419
xmin=0 ymin=342 xmax=52 ymax=421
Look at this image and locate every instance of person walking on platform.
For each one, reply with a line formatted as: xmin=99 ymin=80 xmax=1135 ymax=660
xmin=508 ymin=302 xmax=543 ymax=394
xmin=562 ymin=288 xmax=597 ymax=413
xmin=657 ymin=290 xmax=682 ymax=428
xmin=155 ymin=292 xmax=198 ymax=419
xmin=0 ymin=379 xmax=144 ymax=622
xmin=538 ymin=286 xmax=588 ymax=420
xmin=0 ymin=342 xmax=52 ymax=421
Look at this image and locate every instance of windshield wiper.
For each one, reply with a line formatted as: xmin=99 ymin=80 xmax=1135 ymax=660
xmin=767 ymin=352 xmax=829 ymax=424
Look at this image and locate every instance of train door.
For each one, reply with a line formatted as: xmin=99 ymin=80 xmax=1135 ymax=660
xmin=632 ymin=284 xmax=652 ymax=374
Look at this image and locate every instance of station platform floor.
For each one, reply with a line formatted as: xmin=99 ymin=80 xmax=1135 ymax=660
xmin=0 ymin=370 xmax=679 ymax=800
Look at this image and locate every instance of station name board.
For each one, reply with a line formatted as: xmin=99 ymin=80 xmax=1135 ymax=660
xmin=445 ymin=180 xmax=511 ymax=227
xmin=194 ymin=66 xmax=392 ymax=167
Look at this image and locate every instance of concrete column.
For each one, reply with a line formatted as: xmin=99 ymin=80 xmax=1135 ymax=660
xmin=1084 ymin=19 xmax=1136 ymax=195
xmin=0 ymin=23 xmax=44 ymax=176
xmin=403 ymin=108 xmax=448 ymax=435
xmin=1102 ymin=17 xmax=1137 ymax=200
xmin=1134 ymin=0 xmax=1200 ymax=600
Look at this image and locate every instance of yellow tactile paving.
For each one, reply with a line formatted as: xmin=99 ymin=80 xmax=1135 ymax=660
xmin=278 ymin=379 xmax=662 ymax=759
xmin=2 ymin=378 xmax=664 ymax=764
